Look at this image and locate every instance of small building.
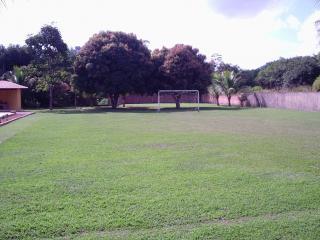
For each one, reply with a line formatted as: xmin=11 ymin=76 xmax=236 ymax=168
xmin=0 ymin=81 xmax=28 ymax=111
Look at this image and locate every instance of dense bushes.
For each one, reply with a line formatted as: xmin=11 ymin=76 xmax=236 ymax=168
xmin=312 ymin=76 xmax=320 ymax=92
xmin=255 ymin=56 xmax=320 ymax=89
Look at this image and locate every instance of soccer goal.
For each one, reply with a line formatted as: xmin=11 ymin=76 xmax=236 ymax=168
xmin=157 ymin=90 xmax=200 ymax=112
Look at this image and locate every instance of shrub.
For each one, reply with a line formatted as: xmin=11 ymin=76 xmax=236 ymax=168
xmin=251 ymin=86 xmax=263 ymax=92
xmin=312 ymin=76 xmax=320 ymax=92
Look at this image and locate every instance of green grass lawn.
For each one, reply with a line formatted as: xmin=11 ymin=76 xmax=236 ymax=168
xmin=0 ymin=104 xmax=319 ymax=239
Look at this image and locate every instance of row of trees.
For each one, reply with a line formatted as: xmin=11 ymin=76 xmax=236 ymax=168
xmin=1 ymin=26 xmax=213 ymax=109
xmin=256 ymin=56 xmax=320 ymax=89
xmin=209 ymin=55 xmax=320 ymax=106
xmin=1 ymin=25 xmax=320 ymax=109
xmin=74 ymin=32 xmax=212 ymax=109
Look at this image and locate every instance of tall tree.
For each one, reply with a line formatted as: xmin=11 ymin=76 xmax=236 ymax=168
xmin=156 ymin=44 xmax=211 ymax=109
xmin=74 ymin=31 xmax=152 ymax=109
xmin=26 ymin=25 xmax=69 ymax=110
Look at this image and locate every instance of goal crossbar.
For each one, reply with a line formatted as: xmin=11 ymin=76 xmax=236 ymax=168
xmin=157 ymin=90 xmax=200 ymax=111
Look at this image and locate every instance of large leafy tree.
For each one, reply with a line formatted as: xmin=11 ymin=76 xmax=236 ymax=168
xmin=25 ymin=25 xmax=69 ymax=110
xmin=74 ymin=31 xmax=152 ymax=109
xmin=155 ymin=44 xmax=211 ymax=109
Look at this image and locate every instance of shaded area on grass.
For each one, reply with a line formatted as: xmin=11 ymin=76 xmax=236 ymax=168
xmin=37 ymin=104 xmax=245 ymax=115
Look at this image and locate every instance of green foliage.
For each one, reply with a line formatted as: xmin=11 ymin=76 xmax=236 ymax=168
xmin=252 ymin=85 xmax=263 ymax=92
xmin=13 ymin=65 xmax=72 ymax=108
xmin=0 ymin=107 xmax=319 ymax=239
xmin=74 ymin=31 xmax=152 ymax=108
xmin=161 ymin=44 xmax=211 ymax=92
xmin=24 ymin=25 xmax=71 ymax=109
xmin=150 ymin=44 xmax=211 ymax=109
xmin=0 ymin=44 xmax=31 ymax=76
xmin=312 ymin=76 xmax=320 ymax=92
xmin=256 ymin=56 xmax=320 ymax=89
xmin=209 ymin=73 xmax=223 ymax=105
xmin=238 ymin=69 xmax=259 ymax=87
xmin=209 ymin=76 xmax=223 ymax=97
xmin=26 ymin=25 xmax=68 ymax=63
xmin=212 ymin=70 xmax=240 ymax=106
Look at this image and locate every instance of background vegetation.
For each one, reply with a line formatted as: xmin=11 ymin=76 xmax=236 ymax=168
xmin=1 ymin=24 xmax=320 ymax=109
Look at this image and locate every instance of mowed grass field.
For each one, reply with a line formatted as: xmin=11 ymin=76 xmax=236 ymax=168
xmin=0 ymin=104 xmax=320 ymax=239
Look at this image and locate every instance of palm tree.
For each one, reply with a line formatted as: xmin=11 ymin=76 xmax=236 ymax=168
xmin=209 ymin=73 xmax=223 ymax=106
xmin=213 ymin=70 xmax=240 ymax=106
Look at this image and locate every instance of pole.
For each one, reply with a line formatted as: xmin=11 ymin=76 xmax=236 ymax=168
xmin=157 ymin=91 xmax=160 ymax=112
xmin=49 ymin=84 xmax=53 ymax=110
xmin=197 ymin=90 xmax=200 ymax=112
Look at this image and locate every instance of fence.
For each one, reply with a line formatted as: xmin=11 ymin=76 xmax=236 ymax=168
xmin=117 ymin=92 xmax=320 ymax=112
xmin=246 ymin=92 xmax=320 ymax=112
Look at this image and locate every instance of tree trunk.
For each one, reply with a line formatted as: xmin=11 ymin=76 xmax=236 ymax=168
xmin=74 ymin=92 xmax=77 ymax=109
xmin=215 ymin=95 xmax=220 ymax=106
xmin=122 ymin=95 xmax=126 ymax=108
xmin=227 ymin=96 xmax=231 ymax=106
xmin=49 ymin=85 xmax=53 ymax=110
xmin=173 ymin=94 xmax=181 ymax=109
xmin=89 ymin=96 xmax=94 ymax=107
xmin=110 ymin=94 xmax=119 ymax=109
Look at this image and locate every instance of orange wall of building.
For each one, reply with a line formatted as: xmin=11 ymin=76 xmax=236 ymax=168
xmin=0 ymin=89 xmax=22 ymax=110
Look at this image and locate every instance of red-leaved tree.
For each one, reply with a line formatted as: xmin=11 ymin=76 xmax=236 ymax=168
xmin=153 ymin=44 xmax=211 ymax=108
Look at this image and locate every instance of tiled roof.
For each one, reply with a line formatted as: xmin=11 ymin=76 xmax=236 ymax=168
xmin=0 ymin=81 xmax=28 ymax=89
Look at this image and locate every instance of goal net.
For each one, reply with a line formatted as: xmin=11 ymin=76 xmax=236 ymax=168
xmin=157 ymin=90 xmax=200 ymax=112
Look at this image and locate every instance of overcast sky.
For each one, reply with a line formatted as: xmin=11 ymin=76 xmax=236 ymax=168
xmin=0 ymin=0 xmax=319 ymax=69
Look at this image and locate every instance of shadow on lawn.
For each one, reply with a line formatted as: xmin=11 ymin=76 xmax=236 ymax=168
xmin=39 ymin=105 xmax=248 ymax=114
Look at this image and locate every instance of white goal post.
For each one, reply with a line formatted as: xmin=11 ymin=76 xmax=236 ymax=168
xmin=157 ymin=90 xmax=200 ymax=112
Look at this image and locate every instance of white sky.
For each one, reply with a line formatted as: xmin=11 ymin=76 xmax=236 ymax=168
xmin=0 ymin=0 xmax=319 ymax=69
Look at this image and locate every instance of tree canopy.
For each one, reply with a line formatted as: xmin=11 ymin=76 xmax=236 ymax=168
xmin=74 ymin=31 xmax=152 ymax=108
xmin=26 ymin=25 xmax=68 ymax=63
xmin=25 ymin=25 xmax=71 ymax=109
xmin=0 ymin=44 xmax=31 ymax=76
xmin=152 ymin=44 xmax=211 ymax=108
xmin=161 ymin=44 xmax=211 ymax=91
xmin=256 ymin=56 xmax=320 ymax=89
xmin=212 ymin=70 xmax=240 ymax=106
